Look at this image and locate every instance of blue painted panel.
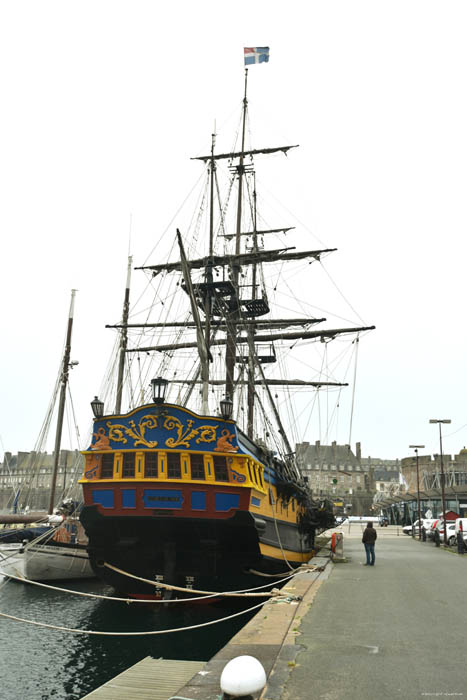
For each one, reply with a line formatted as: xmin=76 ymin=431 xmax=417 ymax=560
xmin=251 ymin=497 xmax=261 ymax=507
xmin=122 ymin=489 xmax=136 ymax=508
xmin=88 ymin=404 xmax=241 ymax=454
xmin=191 ymin=492 xmax=206 ymax=511
xmin=215 ymin=493 xmax=240 ymax=512
xmin=92 ymin=489 xmax=114 ymax=508
xmin=143 ymin=489 xmax=183 ymax=509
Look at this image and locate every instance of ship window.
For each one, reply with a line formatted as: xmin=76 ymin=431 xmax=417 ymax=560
xmin=213 ymin=456 xmax=229 ymax=482
xmin=122 ymin=453 xmax=135 ymax=478
xmin=101 ymin=454 xmax=114 ymax=479
xmin=144 ymin=452 xmax=158 ymax=478
xmin=167 ymin=453 xmax=181 ymax=479
xmin=190 ymin=454 xmax=205 ymax=480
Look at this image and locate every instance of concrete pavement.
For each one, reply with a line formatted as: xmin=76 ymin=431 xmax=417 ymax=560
xmin=270 ymin=527 xmax=467 ymax=700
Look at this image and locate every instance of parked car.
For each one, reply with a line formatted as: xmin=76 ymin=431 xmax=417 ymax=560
xmin=444 ymin=523 xmax=457 ymax=546
xmin=421 ymin=519 xmax=437 ymax=539
xmin=402 ymin=519 xmax=421 ymax=535
xmin=426 ymin=519 xmax=441 ymax=540
xmin=428 ymin=520 xmax=456 ymax=542
xmin=379 ymin=516 xmax=389 ymax=527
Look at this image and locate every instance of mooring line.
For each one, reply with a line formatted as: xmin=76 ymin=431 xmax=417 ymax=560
xmin=0 ymin=599 xmax=268 ymax=636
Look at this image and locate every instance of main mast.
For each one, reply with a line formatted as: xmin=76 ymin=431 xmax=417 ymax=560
xmin=225 ymin=68 xmax=249 ymax=402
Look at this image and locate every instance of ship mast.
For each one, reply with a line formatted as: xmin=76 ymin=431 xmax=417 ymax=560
xmin=247 ymin=177 xmax=258 ymax=437
xmin=225 ymin=68 xmax=249 ymax=401
xmin=48 ymin=289 xmax=76 ymax=514
xmin=115 ymin=255 xmax=132 ymax=414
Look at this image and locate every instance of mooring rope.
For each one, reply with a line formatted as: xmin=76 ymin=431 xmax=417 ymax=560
xmin=1 ymin=568 xmax=300 ymax=604
xmin=0 ymin=598 xmax=269 ymax=636
xmin=103 ymin=561 xmax=293 ymax=598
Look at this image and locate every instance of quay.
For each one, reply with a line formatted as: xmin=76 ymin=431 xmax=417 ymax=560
xmin=84 ymin=525 xmax=467 ymax=699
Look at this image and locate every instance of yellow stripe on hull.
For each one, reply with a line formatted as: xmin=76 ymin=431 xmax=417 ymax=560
xmin=259 ymin=542 xmax=312 ymax=564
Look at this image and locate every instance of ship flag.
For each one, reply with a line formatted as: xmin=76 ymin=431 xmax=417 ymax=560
xmin=244 ymin=47 xmax=270 ymax=65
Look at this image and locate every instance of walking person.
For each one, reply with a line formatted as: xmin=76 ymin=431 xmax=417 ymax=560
xmin=362 ymin=521 xmax=377 ymax=566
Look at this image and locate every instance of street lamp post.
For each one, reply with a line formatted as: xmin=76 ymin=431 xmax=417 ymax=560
xmin=409 ymin=444 xmax=425 ymax=540
xmin=429 ymin=419 xmax=451 ymax=545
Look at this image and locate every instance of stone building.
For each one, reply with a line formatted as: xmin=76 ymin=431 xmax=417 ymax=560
xmin=296 ymin=440 xmax=400 ymax=516
xmin=0 ymin=449 xmax=84 ymax=511
xmin=379 ymin=447 xmax=467 ymax=522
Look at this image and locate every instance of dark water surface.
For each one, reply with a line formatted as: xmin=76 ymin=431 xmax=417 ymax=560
xmin=0 ymin=575 xmax=258 ymax=699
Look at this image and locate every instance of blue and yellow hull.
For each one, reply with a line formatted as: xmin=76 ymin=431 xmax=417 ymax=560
xmin=79 ymin=403 xmax=316 ymax=597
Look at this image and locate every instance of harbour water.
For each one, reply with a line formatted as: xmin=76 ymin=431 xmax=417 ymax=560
xmin=0 ymin=575 xmax=258 ymax=699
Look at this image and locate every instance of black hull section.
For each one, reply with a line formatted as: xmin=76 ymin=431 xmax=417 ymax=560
xmin=80 ymin=505 xmax=310 ymax=597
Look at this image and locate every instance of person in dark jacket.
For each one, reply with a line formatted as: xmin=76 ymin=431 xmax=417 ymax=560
xmin=362 ymin=522 xmax=377 ymax=565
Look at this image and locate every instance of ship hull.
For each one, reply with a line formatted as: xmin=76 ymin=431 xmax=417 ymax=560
xmin=80 ymin=504 xmax=313 ymax=597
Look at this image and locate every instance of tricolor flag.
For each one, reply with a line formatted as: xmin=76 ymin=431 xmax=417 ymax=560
xmin=244 ymin=47 xmax=270 ymax=66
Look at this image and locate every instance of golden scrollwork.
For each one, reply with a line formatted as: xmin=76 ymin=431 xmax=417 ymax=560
xmin=107 ymin=415 xmax=159 ymax=448
xmin=102 ymin=413 xmax=222 ymax=450
xmin=164 ymin=416 xmax=218 ymax=448
xmin=195 ymin=426 xmax=218 ymax=444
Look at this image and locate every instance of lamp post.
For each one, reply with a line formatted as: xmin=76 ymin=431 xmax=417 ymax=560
xmin=429 ymin=419 xmax=451 ymax=545
xmin=409 ymin=444 xmax=425 ymax=540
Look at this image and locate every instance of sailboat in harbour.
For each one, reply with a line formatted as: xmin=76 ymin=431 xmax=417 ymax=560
xmin=0 ymin=290 xmax=94 ymax=581
xmin=79 ymin=53 xmax=375 ymax=598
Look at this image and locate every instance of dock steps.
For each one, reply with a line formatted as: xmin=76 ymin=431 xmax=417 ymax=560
xmin=81 ymin=657 xmax=206 ymax=700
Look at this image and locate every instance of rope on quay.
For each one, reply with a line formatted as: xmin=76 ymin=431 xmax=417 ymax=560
xmin=0 ymin=569 xmax=301 ymax=604
xmin=0 ymin=598 xmax=269 ymax=636
xmin=247 ymin=562 xmax=326 ymax=578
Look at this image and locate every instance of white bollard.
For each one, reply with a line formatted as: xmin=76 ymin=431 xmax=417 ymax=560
xmin=220 ymin=655 xmax=267 ymax=699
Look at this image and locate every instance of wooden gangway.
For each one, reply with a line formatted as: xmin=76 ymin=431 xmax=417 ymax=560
xmin=81 ymin=657 xmax=206 ymax=700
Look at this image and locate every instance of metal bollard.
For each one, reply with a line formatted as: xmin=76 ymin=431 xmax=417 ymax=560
xmin=457 ymin=532 xmax=465 ymax=555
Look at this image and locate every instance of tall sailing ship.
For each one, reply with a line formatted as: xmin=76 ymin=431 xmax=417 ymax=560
xmin=79 ymin=53 xmax=374 ymax=598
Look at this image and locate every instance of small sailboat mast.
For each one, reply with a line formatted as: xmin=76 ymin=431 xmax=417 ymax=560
xmin=48 ymin=289 xmax=76 ymax=514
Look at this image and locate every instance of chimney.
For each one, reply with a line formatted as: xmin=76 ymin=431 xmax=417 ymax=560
xmin=356 ymin=442 xmax=361 ymax=464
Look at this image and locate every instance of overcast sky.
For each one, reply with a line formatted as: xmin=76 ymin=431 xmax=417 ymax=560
xmin=1 ymin=1 xmax=467 ymax=462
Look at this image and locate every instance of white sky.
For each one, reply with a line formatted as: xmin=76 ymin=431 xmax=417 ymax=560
xmin=1 ymin=0 xmax=467 ymax=461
